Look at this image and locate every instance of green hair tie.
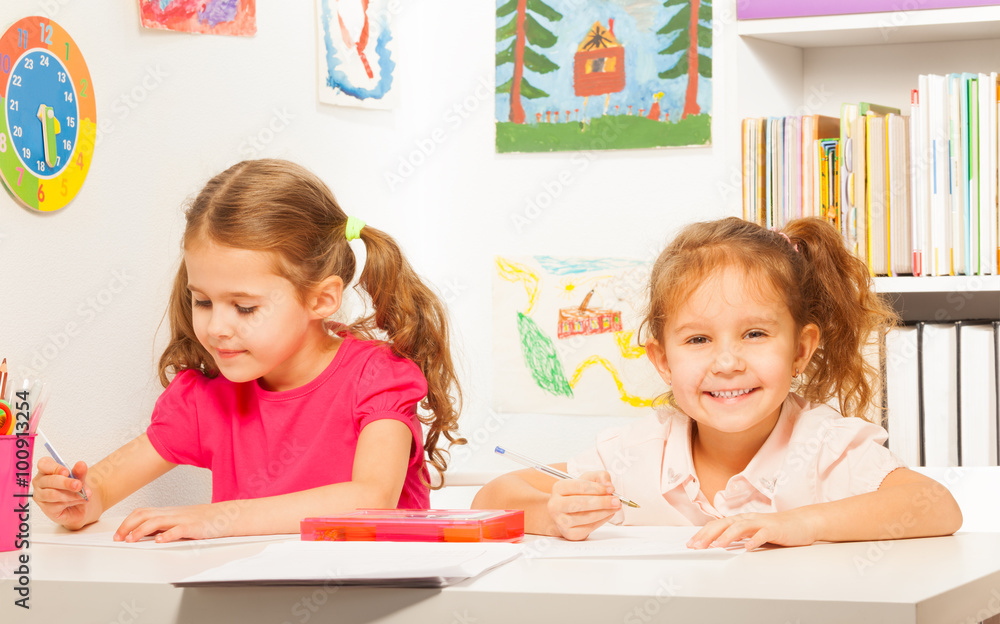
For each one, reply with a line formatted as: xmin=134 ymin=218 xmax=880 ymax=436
xmin=345 ymin=216 xmax=366 ymax=242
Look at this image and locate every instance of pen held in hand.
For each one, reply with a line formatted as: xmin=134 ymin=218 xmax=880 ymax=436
xmin=38 ymin=428 xmax=88 ymax=501
xmin=494 ymin=445 xmax=639 ymax=508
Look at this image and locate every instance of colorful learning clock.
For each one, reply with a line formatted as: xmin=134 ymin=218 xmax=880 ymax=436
xmin=0 ymin=17 xmax=95 ymax=212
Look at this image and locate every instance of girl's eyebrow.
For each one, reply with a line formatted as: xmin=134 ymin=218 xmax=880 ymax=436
xmin=672 ymin=315 xmax=779 ymax=334
xmin=186 ymin=284 xmax=259 ymax=298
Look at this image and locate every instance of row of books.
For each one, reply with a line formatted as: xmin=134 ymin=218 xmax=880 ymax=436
xmin=884 ymin=320 xmax=999 ymax=467
xmin=741 ymin=73 xmax=1000 ymax=277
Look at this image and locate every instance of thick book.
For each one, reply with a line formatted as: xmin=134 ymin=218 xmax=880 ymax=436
xmin=887 ymin=114 xmax=912 ymax=275
xmin=920 ymin=322 xmax=960 ymax=466
xmin=958 ymin=322 xmax=998 ymax=466
xmin=886 ymin=326 xmax=921 ymax=467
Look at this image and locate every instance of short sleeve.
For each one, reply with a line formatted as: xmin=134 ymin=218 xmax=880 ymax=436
xmin=146 ymin=369 xmax=206 ymax=468
xmin=354 ymin=349 xmax=428 ymax=461
xmin=815 ymin=417 xmax=906 ymax=501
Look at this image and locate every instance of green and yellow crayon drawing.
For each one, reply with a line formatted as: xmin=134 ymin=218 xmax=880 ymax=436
xmin=492 ymin=255 xmax=661 ymax=416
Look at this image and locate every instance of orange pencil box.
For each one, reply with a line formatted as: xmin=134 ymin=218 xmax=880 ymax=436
xmin=300 ymin=509 xmax=524 ymax=543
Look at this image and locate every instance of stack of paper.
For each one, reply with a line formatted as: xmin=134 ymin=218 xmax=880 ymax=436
xmin=173 ymin=541 xmax=522 ymax=588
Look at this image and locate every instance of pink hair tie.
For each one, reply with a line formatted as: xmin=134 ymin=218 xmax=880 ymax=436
xmin=771 ymin=228 xmax=799 ymax=252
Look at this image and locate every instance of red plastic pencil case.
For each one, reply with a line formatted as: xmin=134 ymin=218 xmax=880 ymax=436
xmin=300 ymin=509 xmax=524 ymax=543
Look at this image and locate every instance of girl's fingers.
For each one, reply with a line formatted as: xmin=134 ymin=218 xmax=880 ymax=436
xmin=709 ymin=522 xmax=755 ymax=548
xmin=552 ymin=493 xmax=620 ymax=514
xmin=552 ymin=478 xmax=614 ymax=498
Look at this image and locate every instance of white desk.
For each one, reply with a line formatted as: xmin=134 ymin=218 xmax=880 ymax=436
xmin=2 ymin=520 xmax=1000 ymax=624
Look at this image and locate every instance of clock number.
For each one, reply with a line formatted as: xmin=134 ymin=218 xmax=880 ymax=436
xmin=80 ymin=78 xmax=88 ymax=98
xmin=12 ymin=75 xmax=21 ymax=87
xmin=12 ymin=126 xmax=22 ymax=137
xmin=0 ymin=133 xmax=6 ymax=152
xmin=76 ymin=152 xmax=84 ymax=169
xmin=39 ymin=23 xmax=53 ymax=45
xmin=58 ymin=71 xmax=66 ymax=83
xmin=15 ymin=166 xmax=23 ymax=185
xmin=9 ymin=99 xmax=17 ymax=112
xmin=62 ymin=139 xmax=72 ymax=151
xmin=24 ymin=58 xmax=32 ymax=70
xmin=36 ymin=160 xmax=45 ymax=172
xmin=61 ymin=178 xmax=68 ymax=196
xmin=64 ymin=91 xmax=73 ymax=103
xmin=40 ymin=55 xmax=49 ymax=67
xmin=37 ymin=183 xmax=45 ymax=202
xmin=65 ymin=42 xmax=70 ymax=61
xmin=67 ymin=116 xmax=75 ymax=128
xmin=17 ymin=28 xmax=27 ymax=49
xmin=22 ymin=147 xmax=30 ymax=159
xmin=0 ymin=54 xmax=9 ymax=74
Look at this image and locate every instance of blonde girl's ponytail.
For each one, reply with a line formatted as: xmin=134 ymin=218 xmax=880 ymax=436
xmin=348 ymin=224 xmax=465 ymax=486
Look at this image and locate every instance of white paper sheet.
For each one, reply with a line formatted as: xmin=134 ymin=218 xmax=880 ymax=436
xmin=173 ymin=541 xmax=523 ymax=587
xmin=33 ymin=530 xmax=298 ymax=549
xmin=520 ymin=526 xmax=744 ymax=559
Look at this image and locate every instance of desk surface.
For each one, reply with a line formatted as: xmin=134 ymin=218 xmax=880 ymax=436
xmin=3 ymin=520 xmax=1000 ymax=624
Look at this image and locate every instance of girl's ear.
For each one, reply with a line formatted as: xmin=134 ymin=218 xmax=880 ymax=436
xmin=645 ymin=337 xmax=672 ymax=384
xmin=795 ymin=323 xmax=821 ymax=373
xmin=309 ymin=275 xmax=344 ymax=319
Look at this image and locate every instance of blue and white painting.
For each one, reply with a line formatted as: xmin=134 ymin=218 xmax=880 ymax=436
xmin=317 ymin=0 xmax=396 ymax=109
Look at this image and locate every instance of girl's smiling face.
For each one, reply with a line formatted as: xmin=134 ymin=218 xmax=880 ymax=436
xmin=185 ymin=238 xmax=338 ymax=392
xmin=646 ymin=265 xmax=819 ymax=441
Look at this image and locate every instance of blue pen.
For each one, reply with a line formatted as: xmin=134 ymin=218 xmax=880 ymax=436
xmin=38 ymin=428 xmax=88 ymax=501
xmin=495 ymin=445 xmax=639 ymax=508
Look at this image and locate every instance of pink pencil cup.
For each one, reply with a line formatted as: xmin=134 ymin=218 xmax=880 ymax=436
xmin=0 ymin=434 xmax=35 ymax=552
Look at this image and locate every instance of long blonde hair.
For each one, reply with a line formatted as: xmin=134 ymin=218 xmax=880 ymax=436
xmin=159 ymin=159 xmax=465 ymax=484
xmin=642 ymin=217 xmax=897 ymax=422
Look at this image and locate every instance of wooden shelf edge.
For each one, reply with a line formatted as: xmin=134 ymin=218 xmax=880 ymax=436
xmin=737 ymin=6 xmax=1000 ymax=48
xmin=874 ymin=275 xmax=1000 ymax=294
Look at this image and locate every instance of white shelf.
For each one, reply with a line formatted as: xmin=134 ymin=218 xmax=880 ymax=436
xmin=737 ymin=6 xmax=1000 ymax=48
xmin=874 ymin=275 xmax=1000 ymax=294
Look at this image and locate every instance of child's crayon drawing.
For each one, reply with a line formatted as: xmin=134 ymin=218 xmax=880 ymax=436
xmin=317 ymin=0 xmax=397 ymax=109
xmin=493 ymin=256 xmax=661 ymax=417
xmin=495 ymin=0 xmax=713 ymax=153
xmin=137 ymin=0 xmax=257 ymax=36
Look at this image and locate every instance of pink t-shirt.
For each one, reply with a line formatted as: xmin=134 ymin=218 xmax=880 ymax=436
xmin=146 ymin=335 xmax=430 ymax=508
xmin=567 ymin=394 xmax=905 ymax=526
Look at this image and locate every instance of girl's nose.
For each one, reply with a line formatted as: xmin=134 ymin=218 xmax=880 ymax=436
xmin=207 ymin=310 xmax=234 ymax=339
xmin=710 ymin=345 xmax=745 ymax=374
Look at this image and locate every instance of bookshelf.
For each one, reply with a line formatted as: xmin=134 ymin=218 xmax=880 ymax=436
xmin=731 ymin=4 xmax=1000 ymax=322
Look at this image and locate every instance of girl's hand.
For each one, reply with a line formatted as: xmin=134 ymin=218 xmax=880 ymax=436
xmin=687 ymin=509 xmax=821 ymax=551
xmin=114 ymin=502 xmax=239 ymax=543
xmin=31 ymin=456 xmax=93 ymax=530
xmin=547 ymin=470 xmax=621 ymax=541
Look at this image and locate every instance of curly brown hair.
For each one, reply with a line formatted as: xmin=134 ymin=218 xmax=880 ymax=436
xmin=641 ymin=216 xmax=897 ymax=422
xmin=158 ymin=159 xmax=465 ymax=485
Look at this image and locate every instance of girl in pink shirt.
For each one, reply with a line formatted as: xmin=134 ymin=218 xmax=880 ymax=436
xmin=33 ymin=159 xmax=464 ymax=542
xmin=474 ymin=217 xmax=962 ymax=548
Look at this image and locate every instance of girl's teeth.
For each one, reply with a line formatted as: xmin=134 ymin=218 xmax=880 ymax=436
xmin=712 ymin=389 xmax=751 ymax=399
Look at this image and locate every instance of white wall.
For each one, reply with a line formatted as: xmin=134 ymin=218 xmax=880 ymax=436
xmin=0 ymin=1 xmax=740 ymax=517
